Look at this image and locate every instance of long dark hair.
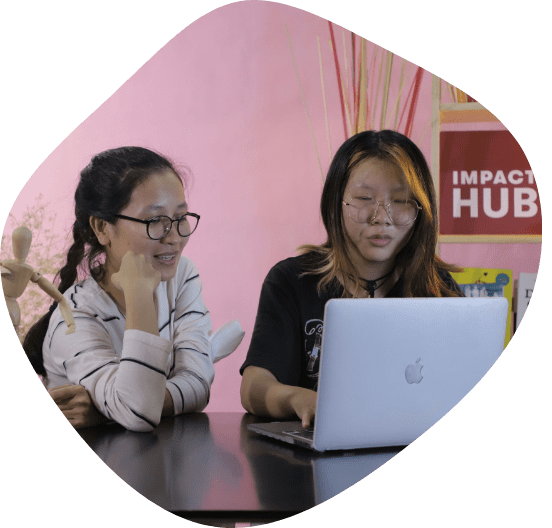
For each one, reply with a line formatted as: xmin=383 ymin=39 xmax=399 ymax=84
xmin=299 ymin=130 xmax=461 ymax=297
xmin=24 ymin=146 xmax=184 ymax=375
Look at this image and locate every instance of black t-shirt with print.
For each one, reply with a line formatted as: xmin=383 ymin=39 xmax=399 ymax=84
xmin=240 ymin=254 xmax=461 ymax=391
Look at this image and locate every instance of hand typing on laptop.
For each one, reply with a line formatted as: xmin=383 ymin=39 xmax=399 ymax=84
xmin=239 ymin=131 xmax=465 ymax=439
xmin=241 ymin=366 xmax=316 ymax=428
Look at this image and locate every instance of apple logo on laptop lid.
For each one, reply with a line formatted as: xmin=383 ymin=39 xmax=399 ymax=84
xmin=405 ymin=357 xmax=424 ymax=384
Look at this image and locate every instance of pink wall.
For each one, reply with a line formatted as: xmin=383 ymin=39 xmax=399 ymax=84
xmin=4 ymin=1 xmax=542 ymax=412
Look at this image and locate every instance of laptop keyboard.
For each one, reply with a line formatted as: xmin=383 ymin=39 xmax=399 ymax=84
xmin=283 ymin=427 xmax=314 ymax=440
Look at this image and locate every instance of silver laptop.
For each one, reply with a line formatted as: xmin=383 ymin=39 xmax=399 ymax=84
xmin=248 ymin=297 xmax=509 ymax=451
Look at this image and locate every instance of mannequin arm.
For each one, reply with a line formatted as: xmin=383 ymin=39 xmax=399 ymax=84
xmin=34 ymin=276 xmax=76 ymax=334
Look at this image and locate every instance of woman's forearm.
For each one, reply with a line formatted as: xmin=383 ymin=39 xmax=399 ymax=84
xmin=241 ymin=366 xmax=298 ymax=417
xmin=241 ymin=366 xmax=317 ymax=427
xmin=123 ymin=284 xmax=159 ymax=336
xmin=111 ymin=251 xmax=161 ymax=336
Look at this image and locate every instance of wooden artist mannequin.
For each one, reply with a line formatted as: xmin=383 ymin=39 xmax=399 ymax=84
xmin=1 ymin=226 xmax=76 ymax=337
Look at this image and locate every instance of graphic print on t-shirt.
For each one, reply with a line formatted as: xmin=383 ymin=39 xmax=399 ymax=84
xmin=305 ymin=319 xmax=323 ymax=390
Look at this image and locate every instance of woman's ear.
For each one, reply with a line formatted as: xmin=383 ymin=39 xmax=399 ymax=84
xmin=89 ymin=216 xmax=111 ymax=246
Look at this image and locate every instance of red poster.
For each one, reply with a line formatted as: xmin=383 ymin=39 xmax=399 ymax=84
xmin=439 ymin=131 xmax=541 ymax=236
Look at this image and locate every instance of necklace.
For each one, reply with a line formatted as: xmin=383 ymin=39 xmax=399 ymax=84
xmin=357 ymin=267 xmax=396 ymax=298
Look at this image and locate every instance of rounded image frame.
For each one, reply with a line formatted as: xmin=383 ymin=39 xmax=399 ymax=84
xmin=1 ymin=1 xmax=549 ymax=527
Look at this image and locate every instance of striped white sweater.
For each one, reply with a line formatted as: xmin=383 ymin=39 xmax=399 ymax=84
xmin=42 ymin=256 xmax=214 ymax=432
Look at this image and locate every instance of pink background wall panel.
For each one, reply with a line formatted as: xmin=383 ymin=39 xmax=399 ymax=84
xmin=5 ymin=1 xmax=542 ymax=413
xmin=440 ymin=243 xmax=541 ymax=277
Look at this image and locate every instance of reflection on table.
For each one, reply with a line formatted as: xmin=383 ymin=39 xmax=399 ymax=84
xmin=78 ymin=412 xmax=403 ymax=526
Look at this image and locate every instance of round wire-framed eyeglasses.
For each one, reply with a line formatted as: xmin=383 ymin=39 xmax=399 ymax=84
xmin=342 ymin=198 xmax=421 ymax=226
xmin=114 ymin=213 xmax=200 ymax=240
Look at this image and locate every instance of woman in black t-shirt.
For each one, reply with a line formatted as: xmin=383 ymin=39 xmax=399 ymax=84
xmin=240 ymin=130 xmax=463 ymax=427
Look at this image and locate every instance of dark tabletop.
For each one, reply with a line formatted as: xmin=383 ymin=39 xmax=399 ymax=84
xmin=78 ymin=412 xmax=403 ymax=525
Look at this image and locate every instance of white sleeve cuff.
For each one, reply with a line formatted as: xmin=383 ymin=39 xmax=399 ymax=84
xmin=122 ymin=329 xmax=172 ymax=372
xmin=165 ymin=380 xmax=183 ymax=415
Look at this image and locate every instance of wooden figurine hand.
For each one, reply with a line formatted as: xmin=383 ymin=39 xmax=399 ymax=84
xmin=58 ymin=298 xmax=76 ymax=334
xmin=33 ymin=276 xmax=76 ymax=334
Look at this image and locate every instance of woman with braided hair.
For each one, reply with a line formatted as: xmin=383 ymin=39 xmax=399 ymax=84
xmin=24 ymin=147 xmax=213 ymax=431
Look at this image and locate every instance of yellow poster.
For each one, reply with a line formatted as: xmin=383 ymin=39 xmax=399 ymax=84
xmin=450 ymin=268 xmax=513 ymax=347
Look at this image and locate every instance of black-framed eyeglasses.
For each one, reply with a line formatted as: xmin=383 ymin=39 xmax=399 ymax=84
xmin=114 ymin=213 xmax=200 ymax=240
